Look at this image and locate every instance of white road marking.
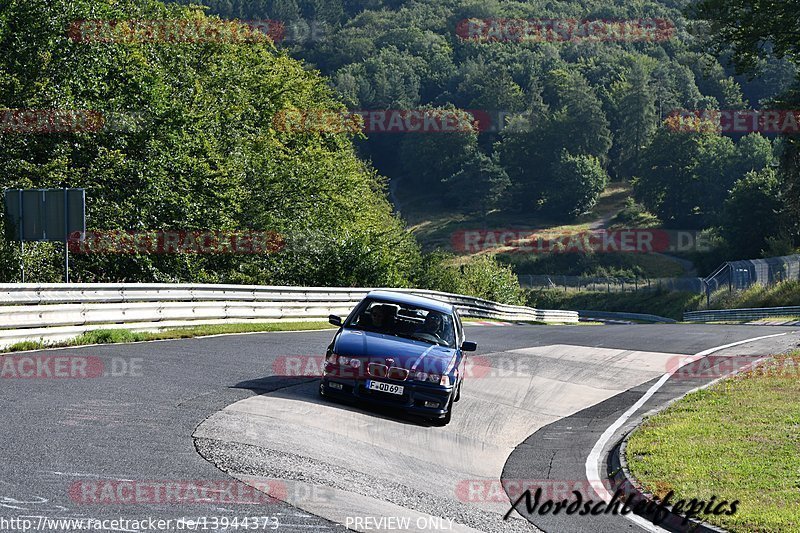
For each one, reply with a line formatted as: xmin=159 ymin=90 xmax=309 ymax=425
xmin=585 ymin=331 xmax=793 ymax=532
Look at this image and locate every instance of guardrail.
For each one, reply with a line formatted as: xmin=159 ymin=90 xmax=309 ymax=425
xmin=578 ymin=310 xmax=677 ymax=324
xmin=684 ymin=306 xmax=800 ymax=322
xmin=0 ymin=284 xmax=578 ymax=349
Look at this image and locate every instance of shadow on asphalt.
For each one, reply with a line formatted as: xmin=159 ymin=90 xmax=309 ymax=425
xmin=232 ymin=375 xmax=439 ymax=427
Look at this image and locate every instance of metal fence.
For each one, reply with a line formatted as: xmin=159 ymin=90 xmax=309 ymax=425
xmin=522 ymin=254 xmax=800 ymax=296
xmin=704 ymin=255 xmax=800 ymax=292
xmin=0 ymin=284 xmax=578 ymax=349
xmin=518 ymin=275 xmax=705 ymax=293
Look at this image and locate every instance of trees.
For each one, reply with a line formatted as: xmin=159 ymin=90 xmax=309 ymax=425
xmin=634 ymin=126 xmax=775 ymax=230
xmin=693 ymin=0 xmax=800 ymax=249
xmin=691 ymin=0 xmax=800 ymax=73
xmin=0 ymin=0 xmax=420 ymax=285
xmin=443 ymin=148 xmax=509 ymax=216
xmin=397 ymin=107 xmax=477 ymax=197
xmin=546 ymin=152 xmax=608 ymax=219
xmin=609 ymin=60 xmax=658 ymax=179
xmin=634 ymin=126 xmax=737 ymax=228
xmin=721 ymin=169 xmax=783 ymax=259
xmin=497 ymin=67 xmax=611 ymax=218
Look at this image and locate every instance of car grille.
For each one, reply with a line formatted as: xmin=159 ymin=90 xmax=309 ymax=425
xmin=368 ymin=363 xmax=409 ymax=381
xmin=388 ymin=367 xmax=409 ymax=381
xmin=368 ymin=363 xmax=387 ymax=377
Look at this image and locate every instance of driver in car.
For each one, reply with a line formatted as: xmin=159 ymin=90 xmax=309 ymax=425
xmin=419 ymin=312 xmax=443 ymax=338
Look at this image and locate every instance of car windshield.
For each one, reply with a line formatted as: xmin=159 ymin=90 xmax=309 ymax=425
xmin=346 ymin=299 xmax=456 ymax=348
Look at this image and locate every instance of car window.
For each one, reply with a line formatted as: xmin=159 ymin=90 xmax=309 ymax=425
xmin=455 ymin=312 xmax=464 ymax=344
xmin=346 ymin=299 xmax=456 ymax=348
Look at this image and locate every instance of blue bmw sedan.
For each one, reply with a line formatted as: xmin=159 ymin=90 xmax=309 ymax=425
xmin=320 ymin=290 xmax=477 ymax=425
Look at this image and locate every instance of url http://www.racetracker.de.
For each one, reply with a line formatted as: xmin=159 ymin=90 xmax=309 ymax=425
xmin=0 ymin=515 xmax=280 ymax=531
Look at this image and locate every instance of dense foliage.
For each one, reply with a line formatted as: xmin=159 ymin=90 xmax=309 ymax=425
xmin=170 ymin=0 xmax=798 ymax=260
xmin=0 ymin=0 xmax=525 ymax=303
xmin=0 ymin=0 xmax=424 ymax=287
xmin=3 ymin=0 xmax=800 ymax=301
xmin=692 ymin=0 xmax=800 ymax=254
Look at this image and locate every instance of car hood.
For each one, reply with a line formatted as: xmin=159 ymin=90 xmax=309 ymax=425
xmin=335 ymin=329 xmax=457 ymax=374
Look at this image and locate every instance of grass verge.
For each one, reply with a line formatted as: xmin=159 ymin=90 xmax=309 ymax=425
xmin=527 ymin=280 xmax=800 ymax=321
xmin=528 ymin=288 xmax=702 ymax=320
xmin=1 ymin=321 xmax=332 ymax=354
xmin=625 ymin=352 xmax=800 ymax=532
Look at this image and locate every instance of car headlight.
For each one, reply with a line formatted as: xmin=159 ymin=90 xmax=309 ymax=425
xmin=413 ymin=371 xmax=450 ymax=386
xmin=337 ymin=355 xmax=361 ymax=369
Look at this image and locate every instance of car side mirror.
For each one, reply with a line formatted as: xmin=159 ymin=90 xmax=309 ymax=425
xmin=328 ymin=315 xmax=342 ymax=327
xmin=461 ymin=341 xmax=477 ymax=352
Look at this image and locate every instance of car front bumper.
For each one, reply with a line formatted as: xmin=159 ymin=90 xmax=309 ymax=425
xmin=321 ymin=374 xmax=454 ymax=418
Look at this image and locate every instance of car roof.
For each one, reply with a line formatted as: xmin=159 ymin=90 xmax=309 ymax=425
xmin=366 ymin=290 xmax=454 ymax=314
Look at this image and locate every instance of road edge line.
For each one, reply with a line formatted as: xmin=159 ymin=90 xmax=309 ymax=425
xmin=585 ymin=331 xmax=793 ymax=532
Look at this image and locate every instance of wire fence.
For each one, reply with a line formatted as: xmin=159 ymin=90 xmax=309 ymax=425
xmin=520 ymin=255 xmax=800 ymax=297
xmin=704 ymin=254 xmax=800 ymax=292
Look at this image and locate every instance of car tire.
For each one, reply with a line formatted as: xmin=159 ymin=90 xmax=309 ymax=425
xmin=454 ymin=379 xmax=462 ymax=402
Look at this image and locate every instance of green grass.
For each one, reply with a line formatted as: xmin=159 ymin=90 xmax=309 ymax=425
xmin=504 ymin=251 xmax=688 ymax=278
xmin=527 ymin=280 xmax=800 ymax=321
xmin=626 ymin=352 xmax=800 ymax=532
xmin=751 ymin=316 xmax=800 ymax=323
xmin=398 ymin=180 xmax=692 ymax=279
xmin=707 ymin=280 xmax=800 ymax=310
xmin=528 ymin=288 xmax=702 ymax=320
xmin=1 ymin=321 xmax=332 ymax=354
xmin=400 ymin=181 xmax=632 ymax=252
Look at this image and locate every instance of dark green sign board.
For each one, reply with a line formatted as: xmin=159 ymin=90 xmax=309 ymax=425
xmin=4 ymin=188 xmax=85 ymax=242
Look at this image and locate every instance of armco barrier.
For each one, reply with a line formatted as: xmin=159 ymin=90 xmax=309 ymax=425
xmin=0 ymin=284 xmax=577 ymax=349
xmin=578 ymin=310 xmax=677 ymax=324
xmin=684 ymin=306 xmax=800 ymax=322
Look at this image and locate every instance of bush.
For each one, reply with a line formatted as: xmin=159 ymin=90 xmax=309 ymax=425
xmin=416 ymin=252 xmax=525 ymax=305
xmin=609 ymin=197 xmax=661 ymax=228
xmin=459 ymin=255 xmax=525 ymax=305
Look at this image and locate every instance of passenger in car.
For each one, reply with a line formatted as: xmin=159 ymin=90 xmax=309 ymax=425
xmin=370 ymin=304 xmax=396 ymax=330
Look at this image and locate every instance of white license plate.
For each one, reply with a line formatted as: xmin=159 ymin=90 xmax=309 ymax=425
xmin=366 ymin=380 xmax=404 ymax=395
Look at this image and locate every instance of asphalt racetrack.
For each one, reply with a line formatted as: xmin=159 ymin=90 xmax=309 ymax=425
xmin=1 ymin=324 xmax=797 ymax=533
